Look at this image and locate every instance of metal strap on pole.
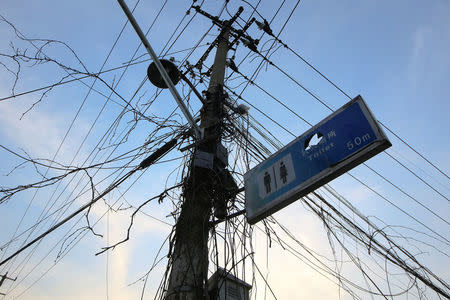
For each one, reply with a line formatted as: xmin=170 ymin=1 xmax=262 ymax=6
xmin=117 ymin=0 xmax=201 ymax=138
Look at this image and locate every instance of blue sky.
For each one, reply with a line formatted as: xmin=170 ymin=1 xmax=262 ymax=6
xmin=0 ymin=0 xmax=449 ymax=299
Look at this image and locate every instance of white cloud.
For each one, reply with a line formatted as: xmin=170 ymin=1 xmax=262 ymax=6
xmin=0 ymin=96 xmax=89 ymax=162
xmin=407 ymin=3 xmax=450 ymax=90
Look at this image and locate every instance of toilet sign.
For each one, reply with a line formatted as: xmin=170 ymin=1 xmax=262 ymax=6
xmin=257 ymin=153 xmax=296 ymax=198
xmin=244 ymin=95 xmax=391 ymax=224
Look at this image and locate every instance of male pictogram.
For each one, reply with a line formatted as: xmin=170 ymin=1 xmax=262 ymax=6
xmin=263 ymin=171 xmax=271 ymax=194
xmin=280 ymin=161 xmax=287 ymax=184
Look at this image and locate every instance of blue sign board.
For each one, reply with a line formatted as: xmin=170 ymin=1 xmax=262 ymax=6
xmin=244 ymin=95 xmax=391 ymax=224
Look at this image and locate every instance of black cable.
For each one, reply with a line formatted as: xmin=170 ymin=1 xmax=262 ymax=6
xmin=0 ymin=167 xmax=138 ymax=269
xmin=380 ymin=121 xmax=449 ymax=180
xmin=235 ymin=50 xmax=450 ymax=229
xmin=243 ymin=24 xmax=450 ymax=224
xmin=362 ymin=162 xmax=449 ymax=225
xmin=347 ymin=172 xmax=449 ymax=245
xmin=4 ymin=0 xmax=217 ymax=296
xmin=2 ymin=0 xmax=186 ymax=283
xmin=225 ymin=82 xmax=450 ymax=244
xmin=259 ymin=23 xmax=449 ymax=181
xmin=0 ymin=5 xmax=143 ymax=273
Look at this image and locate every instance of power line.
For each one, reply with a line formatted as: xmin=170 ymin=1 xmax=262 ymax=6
xmin=259 ymin=25 xmax=449 ymax=181
xmin=362 ymin=161 xmax=449 ymax=225
xmin=384 ymin=150 xmax=448 ymax=201
xmin=0 ymin=0 xmax=146 ymax=271
xmin=225 ymin=83 xmax=450 ymax=245
xmin=0 ymin=167 xmax=138 ymax=269
xmin=2 ymin=2 xmax=449 ymax=299
xmin=234 ymin=46 xmax=450 ymax=227
xmin=0 ymin=1 xmax=183 ymax=284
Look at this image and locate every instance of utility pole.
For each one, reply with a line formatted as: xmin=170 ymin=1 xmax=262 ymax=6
xmin=115 ymin=2 xmax=243 ymax=298
xmin=165 ymin=29 xmax=232 ymax=300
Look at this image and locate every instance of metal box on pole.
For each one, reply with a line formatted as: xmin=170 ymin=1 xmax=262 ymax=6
xmin=207 ymin=268 xmax=252 ymax=300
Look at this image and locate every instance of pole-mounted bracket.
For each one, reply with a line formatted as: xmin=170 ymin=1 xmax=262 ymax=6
xmin=193 ymin=5 xmax=259 ymax=60
xmin=193 ymin=6 xmax=244 ymax=71
xmin=209 ymin=208 xmax=246 ymax=226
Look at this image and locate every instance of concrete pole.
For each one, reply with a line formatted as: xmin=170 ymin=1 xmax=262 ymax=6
xmin=166 ymin=32 xmax=229 ymax=300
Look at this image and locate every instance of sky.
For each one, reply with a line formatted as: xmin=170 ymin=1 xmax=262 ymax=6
xmin=0 ymin=0 xmax=449 ymax=299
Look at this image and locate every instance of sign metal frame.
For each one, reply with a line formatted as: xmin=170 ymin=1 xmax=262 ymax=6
xmin=244 ymin=95 xmax=391 ymax=224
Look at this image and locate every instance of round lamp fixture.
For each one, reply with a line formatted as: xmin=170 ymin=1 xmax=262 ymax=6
xmin=147 ymin=59 xmax=181 ymax=89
